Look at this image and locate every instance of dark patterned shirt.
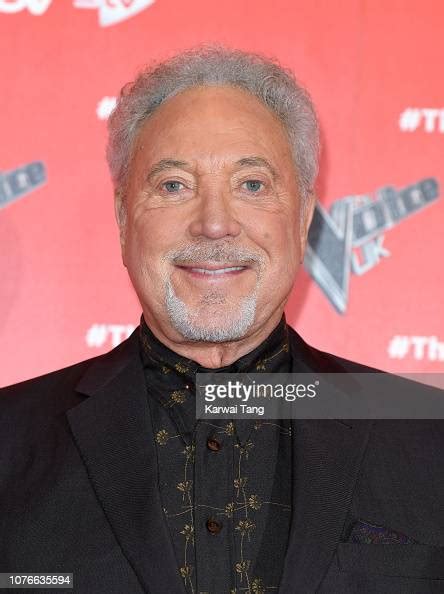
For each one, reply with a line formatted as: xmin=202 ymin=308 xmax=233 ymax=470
xmin=138 ymin=314 xmax=293 ymax=594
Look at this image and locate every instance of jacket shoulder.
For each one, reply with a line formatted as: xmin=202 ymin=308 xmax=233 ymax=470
xmin=0 ymin=329 xmax=140 ymax=415
xmin=0 ymin=354 xmax=103 ymax=418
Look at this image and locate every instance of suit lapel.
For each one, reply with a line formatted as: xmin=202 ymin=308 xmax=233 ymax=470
xmin=66 ymin=331 xmax=187 ymax=594
xmin=278 ymin=329 xmax=374 ymax=593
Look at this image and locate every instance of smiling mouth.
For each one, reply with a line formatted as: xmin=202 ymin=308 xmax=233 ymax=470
xmin=175 ymin=263 xmax=250 ymax=277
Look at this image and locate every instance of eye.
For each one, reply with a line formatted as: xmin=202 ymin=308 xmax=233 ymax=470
xmin=162 ymin=180 xmax=184 ymax=193
xmin=242 ymin=179 xmax=264 ymax=193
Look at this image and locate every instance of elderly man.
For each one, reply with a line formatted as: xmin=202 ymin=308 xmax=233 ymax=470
xmin=1 ymin=46 xmax=444 ymax=594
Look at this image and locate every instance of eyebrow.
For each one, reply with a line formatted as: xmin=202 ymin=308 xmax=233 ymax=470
xmin=145 ymin=155 xmax=279 ymax=182
xmin=234 ymin=156 xmax=279 ymax=181
xmin=146 ymin=159 xmax=190 ymax=182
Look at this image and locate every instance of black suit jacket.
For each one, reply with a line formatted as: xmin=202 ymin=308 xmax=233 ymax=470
xmin=1 ymin=326 xmax=444 ymax=594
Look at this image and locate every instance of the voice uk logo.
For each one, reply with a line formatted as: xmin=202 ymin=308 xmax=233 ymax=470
xmin=0 ymin=0 xmax=155 ymax=27
xmin=305 ymin=177 xmax=439 ymax=313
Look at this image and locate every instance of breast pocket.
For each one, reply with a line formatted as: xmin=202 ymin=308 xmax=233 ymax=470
xmin=337 ymin=543 xmax=444 ymax=579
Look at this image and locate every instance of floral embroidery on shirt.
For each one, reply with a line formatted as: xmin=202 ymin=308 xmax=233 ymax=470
xmin=139 ymin=314 xmax=292 ymax=594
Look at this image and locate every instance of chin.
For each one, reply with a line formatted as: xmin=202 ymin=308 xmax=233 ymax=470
xmin=176 ymin=322 xmax=253 ymax=343
xmin=172 ymin=306 xmax=256 ymax=342
xmin=165 ymin=278 xmax=258 ymax=341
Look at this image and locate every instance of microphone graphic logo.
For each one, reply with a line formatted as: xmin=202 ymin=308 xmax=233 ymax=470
xmin=0 ymin=161 xmax=47 ymax=210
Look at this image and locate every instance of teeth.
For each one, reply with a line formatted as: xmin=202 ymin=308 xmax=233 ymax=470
xmin=189 ymin=266 xmax=245 ymax=275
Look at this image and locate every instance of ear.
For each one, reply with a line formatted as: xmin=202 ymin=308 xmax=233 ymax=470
xmin=114 ymin=189 xmax=128 ymax=263
xmin=299 ymin=192 xmax=316 ymax=260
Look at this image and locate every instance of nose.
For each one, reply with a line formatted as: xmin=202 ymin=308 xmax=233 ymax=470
xmin=187 ymin=182 xmax=242 ymax=240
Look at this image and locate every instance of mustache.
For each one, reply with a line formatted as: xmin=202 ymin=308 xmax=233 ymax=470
xmin=165 ymin=242 xmax=265 ymax=267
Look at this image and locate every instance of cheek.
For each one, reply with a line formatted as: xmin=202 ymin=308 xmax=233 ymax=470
xmin=252 ymin=216 xmax=300 ymax=271
xmin=127 ymin=211 xmax=168 ymax=257
xmin=270 ymin=238 xmax=300 ymax=278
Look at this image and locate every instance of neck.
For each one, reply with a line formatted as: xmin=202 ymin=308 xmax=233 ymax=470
xmin=141 ymin=308 xmax=286 ymax=368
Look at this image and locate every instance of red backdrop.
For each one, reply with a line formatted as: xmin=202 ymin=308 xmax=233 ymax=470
xmin=1 ymin=0 xmax=443 ymax=387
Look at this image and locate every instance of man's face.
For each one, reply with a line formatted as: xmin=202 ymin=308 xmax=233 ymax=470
xmin=116 ymin=85 xmax=313 ymax=343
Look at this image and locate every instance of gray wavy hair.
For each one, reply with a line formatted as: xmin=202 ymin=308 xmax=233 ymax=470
xmin=106 ymin=44 xmax=320 ymax=210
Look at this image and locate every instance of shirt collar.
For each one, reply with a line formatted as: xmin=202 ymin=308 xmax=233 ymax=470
xmin=138 ymin=313 xmax=292 ymax=446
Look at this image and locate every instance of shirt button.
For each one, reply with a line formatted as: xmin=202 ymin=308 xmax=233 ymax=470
xmin=206 ymin=518 xmax=223 ymax=534
xmin=207 ymin=437 xmax=221 ymax=451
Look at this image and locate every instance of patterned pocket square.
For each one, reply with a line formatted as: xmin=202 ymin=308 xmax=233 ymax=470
xmin=348 ymin=519 xmax=418 ymax=544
